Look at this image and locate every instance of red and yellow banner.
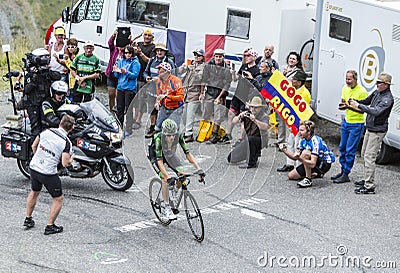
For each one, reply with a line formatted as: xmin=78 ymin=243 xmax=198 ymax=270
xmin=260 ymin=70 xmax=314 ymax=135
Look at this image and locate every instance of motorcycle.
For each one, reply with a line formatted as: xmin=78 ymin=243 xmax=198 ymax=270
xmin=1 ymin=99 xmax=134 ymax=191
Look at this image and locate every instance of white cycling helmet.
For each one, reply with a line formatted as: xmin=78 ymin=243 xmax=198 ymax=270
xmin=162 ymin=119 xmax=178 ymax=135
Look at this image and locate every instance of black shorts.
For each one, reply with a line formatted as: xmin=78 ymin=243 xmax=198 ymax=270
xmin=229 ymin=96 xmax=245 ymax=114
xmin=296 ymin=157 xmax=331 ymax=177
xmin=107 ymin=73 xmax=118 ymax=88
xmin=30 ymin=169 xmax=63 ymax=198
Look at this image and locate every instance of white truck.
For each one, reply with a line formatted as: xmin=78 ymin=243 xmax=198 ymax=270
xmin=50 ymin=0 xmax=316 ymax=69
xmin=309 ymin=0 xmax=400 ymax=164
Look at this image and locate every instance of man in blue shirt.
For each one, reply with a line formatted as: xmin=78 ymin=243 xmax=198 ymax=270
xmin=279 ymin=120 xmax=335 ymax=188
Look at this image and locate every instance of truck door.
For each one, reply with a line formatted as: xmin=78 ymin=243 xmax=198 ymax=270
xmin=315 ymin=49 xmax=345 ymax=124
xmin=68 ymin=0 xmax=109 ymax=66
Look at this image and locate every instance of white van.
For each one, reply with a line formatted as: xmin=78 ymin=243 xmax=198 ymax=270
xmin=310 ymin=0 xmax=400 ymax=163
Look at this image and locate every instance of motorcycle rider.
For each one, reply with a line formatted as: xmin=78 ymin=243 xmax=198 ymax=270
xmin=22 ymin=48 xmax=61 ymax=137
xmin=41 ymin=81 xmax=71 ymax=129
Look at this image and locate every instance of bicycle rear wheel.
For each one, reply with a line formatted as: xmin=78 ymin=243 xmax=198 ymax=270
xmin=184 ymin=191 xmax=204 ymax=242
xmin=149 ymin=178 xmax=171 ymax=226
xmin=300 ymin=39 xmax=314 ymax=74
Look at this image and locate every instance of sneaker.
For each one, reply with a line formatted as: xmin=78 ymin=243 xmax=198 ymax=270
xmin=297 ymin=177 xmax=312 ymax=188
xmin=354 ymin=180 xmax=365 ymax=187
xmin=44 ymin=224 xmax=63 ymax=235
xmin=330 ymin=172 xmax=343 ymax=180
xmin=219 ymin=134 xmax=232 ymax=144
xmin=145 ymin=127 xmax=156 ymax=138
xmin=132 ymin=121 xmax=141 ymax=130
xmin=184 ymin=134 xmax=194 ymax=143
xmin=123 ymin=131 xmax=132 ymax=139
xmin=332 ymin=173 xmax=350 ymax=183
xmin=161 ymin=203 xmax=177 ymax=220
xmin=277 ymin=164 xmax=294 ymax=172
xmin=354 ymin=186 xmax=375 ymax=194
xmin=23 ymin=217 xmax=35 ymax=229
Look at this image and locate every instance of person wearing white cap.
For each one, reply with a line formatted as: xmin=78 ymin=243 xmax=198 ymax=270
xmin=349 ymin=72 xmax=394 ymax=194
xmin=202 ymin=49 xmax=232 ymax=144
xmin=70 ymin=40 xmax=101 ymax=102
xmin=153 ymin=62 xmax=184 ymax=134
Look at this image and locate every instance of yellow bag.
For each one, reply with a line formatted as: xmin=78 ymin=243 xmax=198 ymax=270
xmin=196 ymin=120 xmax=214 ymax=142
xmin=196 ymin=120 xmax=227 ymax=142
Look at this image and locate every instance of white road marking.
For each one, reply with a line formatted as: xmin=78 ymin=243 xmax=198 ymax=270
xmin=114 ymin=197 xmax=267 ymax=233
xmin=241 ymin=208 xmax=265 ymax=220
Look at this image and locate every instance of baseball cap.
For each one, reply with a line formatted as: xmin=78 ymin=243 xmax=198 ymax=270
xmin=84 ymin=40 xmax=95 ymax=47
xmin=156 ymin=62 xmax=172 ymax=72
xmin=377 ymin=72 xmax=392 ymax=85
xmin=244 ymin=49 xmax=258 ymax=58
xmin=193 ymin=49 xmax=205 ymax=56
xmin=213 ymin=49 xmax=225 ymax=56
xmin=144 ymin=29 xmax=153 ymax=36
xmin=54 ymin=27 xmax=65 ymax=35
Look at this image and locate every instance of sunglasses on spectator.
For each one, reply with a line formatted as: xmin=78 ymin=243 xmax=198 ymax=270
xmin=376 ymin=81 xmax=385 ymax=84
xmin=68 ymin=45 xmax=77 ymax=49
xmin=124 ymin=51 xmax=132 ymax=54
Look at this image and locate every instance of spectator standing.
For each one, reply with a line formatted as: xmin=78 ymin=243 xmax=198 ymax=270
xmin=331 ymin=70 xmax=368 ymax=183
xmin=114 ymin=46 xmax=140 ymax=137
xmin=279 ymin=120 xmax=335 ymax=188
xmin=277 ymin=70 xmax=311 ymax=172
xmin=349 ymin=72 xmax=394 ymax=194
xmin=70 ymin=40 xmax=101 ymax=103
xmin=154 ymin=62 xmax=184 ymax=133
xmin=180 ymin=49 xmax=205 ymax=142
xmin=256 ymin=44 xmax=279 ymax=70
xmin=105 ymin=30 xmax=125 ymax=111
xmin=144 ymin=43 xmax=176 ymax=138
xmin=202 ymin=49 xmax=232 ymax=144
xmin=276 ymin=52 xmax=304 ymax=145
xmin=24 ymin=115 xmax=75 ymax=235
xmin=227 ymin=97 xmax=269 ymax=169
xmin=245 ymin=60 xmax=273 ymax=92
xmin=132 ymin=29 xmax=156 ymax=129
xmin=63 ymin=38 xmax=80 ymax=102
xmin=225 ymin=49 xmax=260 ymax=144
xmin=48 ymin=27 xmax=69 ymax=83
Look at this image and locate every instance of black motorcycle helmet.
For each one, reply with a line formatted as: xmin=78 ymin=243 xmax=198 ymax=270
xmin=50 ymin=80 xmax=68 ymax=99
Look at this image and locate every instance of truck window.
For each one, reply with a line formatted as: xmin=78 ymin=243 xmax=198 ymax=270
xmin=73 ymin=0 xmax=104 ymax=23
xmin=226 ymin=8 xmax=251 ymax=40
xmin=329 ymin=14 xmax=351 ymax=43
xmin=117 ymin=0 xmax=169 ymax=28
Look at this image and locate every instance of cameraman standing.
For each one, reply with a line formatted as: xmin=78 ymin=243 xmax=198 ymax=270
xmin=22 ymin=48 xmax=61 ymax=137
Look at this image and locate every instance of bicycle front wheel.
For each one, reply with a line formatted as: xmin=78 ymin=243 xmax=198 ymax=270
xmin=184 ymin=191 xmax=204 ymax=242
xmin=149 ymin=178 xmax=171 ymax=226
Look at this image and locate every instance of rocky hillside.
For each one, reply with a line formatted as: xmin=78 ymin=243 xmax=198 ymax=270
xmin=0 ymin=0 xmax=70 ymax=48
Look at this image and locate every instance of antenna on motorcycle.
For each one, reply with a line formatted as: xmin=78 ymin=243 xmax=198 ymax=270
xmin=2 ymin=44 xmax=17 ymax=115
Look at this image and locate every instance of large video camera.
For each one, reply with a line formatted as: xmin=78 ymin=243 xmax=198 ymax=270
xmin=22 ymin=48 xmax=51 ymax=71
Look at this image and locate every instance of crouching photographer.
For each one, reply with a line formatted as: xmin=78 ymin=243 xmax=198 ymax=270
xmin=21 ymin=48 xmax=61 ymax=137
xmin=227 ymin=96 xmax=269 ymax=169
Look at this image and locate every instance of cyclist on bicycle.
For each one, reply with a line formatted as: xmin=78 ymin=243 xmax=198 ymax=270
xmin=148 ymin=118 xmax=205 ymax=220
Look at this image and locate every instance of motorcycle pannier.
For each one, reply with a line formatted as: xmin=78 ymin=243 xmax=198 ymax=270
xmin=1 ymin=132 xmax=31 ymax=161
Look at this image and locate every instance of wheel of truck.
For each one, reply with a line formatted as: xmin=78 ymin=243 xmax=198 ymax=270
xmin=376 ymin=142 xmax=396 ymax=165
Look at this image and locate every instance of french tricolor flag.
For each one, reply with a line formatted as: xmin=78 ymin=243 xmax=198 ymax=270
xmin=166 ymin=29 xmax=225 ymax=66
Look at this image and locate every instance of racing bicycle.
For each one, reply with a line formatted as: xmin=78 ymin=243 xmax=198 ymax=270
xmin=149 ymin=172 xmax=205 ymax=242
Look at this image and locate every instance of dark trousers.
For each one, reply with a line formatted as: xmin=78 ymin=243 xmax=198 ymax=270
xmin=117 ymin=90 xmax=136 ymax=132
xmin=72 ymin=91 xmax=93 ymax=103
xmin=227 ymin=135 xmax=261 ymax=166
xmin=26 ymin=105 xmax=42 ymax=137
